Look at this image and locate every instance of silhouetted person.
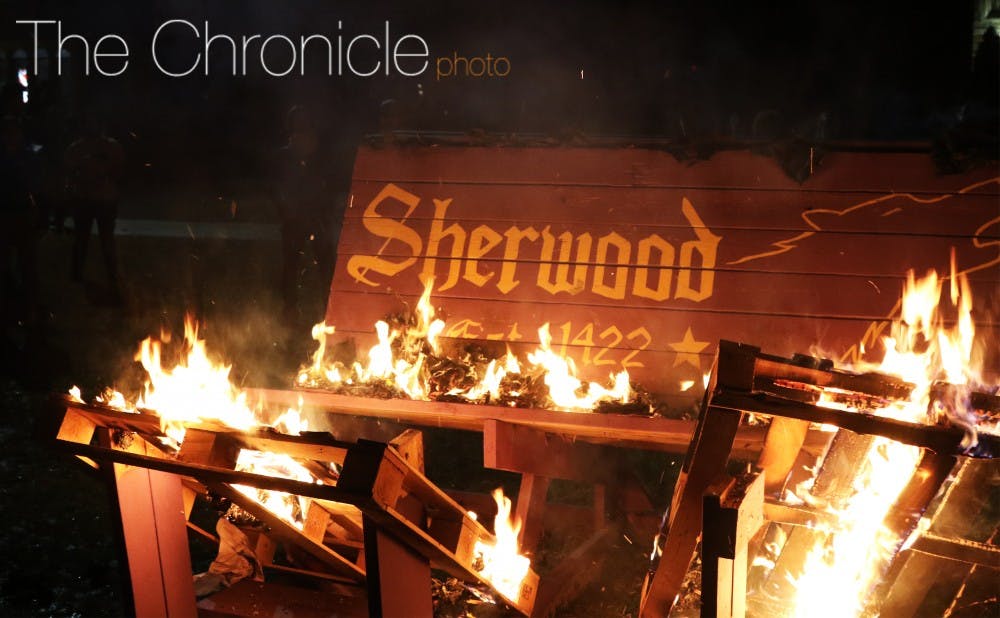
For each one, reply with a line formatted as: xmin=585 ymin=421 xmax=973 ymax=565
xmin=65 ymin=118 xmax=124 ymax=300
xmin=0 ymin=115 xmax=40 ymax=328
xmin=274 ymin=105 xmax=334 ymax=321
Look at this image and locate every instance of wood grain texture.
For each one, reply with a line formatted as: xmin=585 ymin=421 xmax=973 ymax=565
xmin=325 ymin=146 xmax=1000 ymax=397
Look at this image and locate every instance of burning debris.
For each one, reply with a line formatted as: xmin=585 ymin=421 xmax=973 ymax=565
xmin=643 ymin=255 xmax=999 ymax=618
xmin=63 ymin=280 xmax=547 ymax=613
xmin=59 ymin=244 xmax=998 ymax=618
xmin=296 ymin=277 xmax=656 ymax=414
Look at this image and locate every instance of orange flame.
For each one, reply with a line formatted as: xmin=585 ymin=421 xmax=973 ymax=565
xmin=788 ymin=256 xmax=996 ymax=615
xmin=79 ymin=315 xmax=318 ymax=527
xmin=299 ymin=278 xmax=635 ymax=411
xmin=472 ymin=488 xmax=531 ymax=602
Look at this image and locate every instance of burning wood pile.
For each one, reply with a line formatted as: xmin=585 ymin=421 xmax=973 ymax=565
xmin=56 ymin=389 xmax=539 ymax=616
xmin=642 ymin=261 xmax=999 ymax=617
xmin=295 ymin=278 xmax=652 ymax=414
xmin=52 ymin=255 xmax=997 ymax=617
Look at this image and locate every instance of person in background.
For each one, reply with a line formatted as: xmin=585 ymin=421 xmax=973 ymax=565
xmin=0 ymin=115 xmax=40 ymax=332
xmin=274 ymin=105 xmax=335 ymax=322
xmin=65 ymin=117 xmax=124 ymax=302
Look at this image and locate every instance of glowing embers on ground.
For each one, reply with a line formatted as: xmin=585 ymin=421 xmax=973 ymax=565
xmin=298 ymin=277 xmax=636 ymax=412
xmin=470 ymin=488 xmax=532 ymax=603
xmin=784 ymin=259 xmax=997 ymax=617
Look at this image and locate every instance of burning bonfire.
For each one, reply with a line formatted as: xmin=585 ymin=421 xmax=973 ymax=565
xmin=65 ymin=252 xmax=997 ymax=616
xmin=748 ymin=253 xmax=999 ymax=617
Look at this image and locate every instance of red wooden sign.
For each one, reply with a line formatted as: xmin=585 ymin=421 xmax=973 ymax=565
xmin=325 ymin=145 xmax=999 ymax=397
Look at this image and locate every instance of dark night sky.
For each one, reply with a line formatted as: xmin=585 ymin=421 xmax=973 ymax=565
xmin=0 ymin=1 xmax=993 ymax=191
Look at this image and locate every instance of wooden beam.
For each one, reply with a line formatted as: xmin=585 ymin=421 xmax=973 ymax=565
xmin=484 ymin=419 xmax=623 ymax=484
xmin=99 ymin=429 xmax=197 ymax=618
xmin=389 ymin=428 xmax=425 ymax=474
xmin=363 ymin=515 xmax=434 ymax=618
xmin=56 ymin=435 xmax=368 ymax=503
xmin=56 ymin=407 xmax=99 ymax=468
xmin=755 ymin=417 xmax=810 ymax=495
xmin=710 ymin=391 xmax=997 ymax=457
xmin=515 ymin=473 xmax=551 ymax=554
xmin=639 ymin=406 xmax=744 ymax=618
xmin=249 ymin=388 xmax=777 ymax=457
xmin=701 ymin=472 xmax=765 ymax=618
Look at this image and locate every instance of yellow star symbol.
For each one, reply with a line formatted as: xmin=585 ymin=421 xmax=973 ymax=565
xmin=669 ymin=327 xmax=709 ymax=370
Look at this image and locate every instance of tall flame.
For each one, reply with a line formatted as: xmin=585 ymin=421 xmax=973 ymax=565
xmin=79 ymin=315 xmax=318 ymax=528
xmin=473 ymin=488 xmax=532 ymax=602
xmin=135 ymin=316 xmax=258 ymax=443
xmin=788 ymin=256 xmax=995 ymax=616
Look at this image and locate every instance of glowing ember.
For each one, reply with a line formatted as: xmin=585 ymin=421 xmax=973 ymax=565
xmin=787 ymin=256 xmax=996 ymax=616
xmin=473 ymin=488 xmax=532 ymax=602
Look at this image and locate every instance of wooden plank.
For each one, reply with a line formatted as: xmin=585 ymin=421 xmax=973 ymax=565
xmin=99 ymin=429 xmax=197 ymax=618
xmin=877 ymin=552 xmax=972 ymax=618
xmin=362 ymin=515 xmax=434 ymax=618
xmin=515 ymin=473 xmax=551 ymax=554
xmin=701 ymin=473 xmax=765 ymax=618
xmin=484 ymin=419 xmax=624 ymax=484
xmin=251 ymin=388 xmax=785 ymax=458
xmin=328 ymin=258 xmax=1000 ymax=311
xmin=389 ymin=428 xmax=425 ymax=474
xmin=909 ymin=533 xmax=1000 ymax=567
xmin=927 ymin=459 xmax=998 ymax=540
xmin=755 ymin=417 xmax=810 ymax=495
xmin=882 ymin=451 xmax=957 ymax=544
xmin=639 ymin=406 xmax=744 ymax=618
xmin=326 ymin=146 xmax=999 ymax=396
xmin=347 ymin=146 xmax=999 ymax=194
xmin=867 ymin=451 xmax=958 ymax=615
xmin=761 ymin=430 xmax=875 ymax=602
xmin=61 ymin=400 xmax=355 ymax=465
